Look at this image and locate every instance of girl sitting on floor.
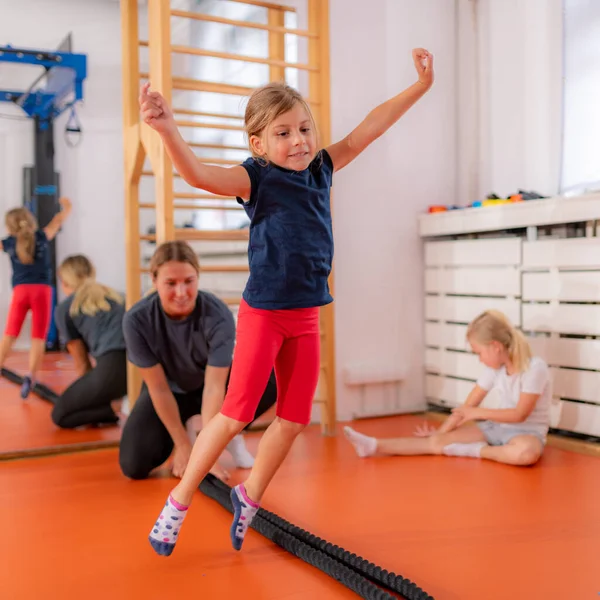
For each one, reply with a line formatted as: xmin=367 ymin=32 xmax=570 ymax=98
xmin=344 ymin=310 xmax=552 ymax=467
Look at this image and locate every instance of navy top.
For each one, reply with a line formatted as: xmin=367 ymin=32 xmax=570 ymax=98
xmin=123 ymin=291 xmax=236 ymax=393
xmin=237 ymin=150 xmax=334 ymax=309
xmin=1 ymin=230 xmax=51 ymax=287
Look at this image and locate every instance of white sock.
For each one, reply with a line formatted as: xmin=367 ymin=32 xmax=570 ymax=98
xmin=442 ymin=442 xmax=487 ymax=458
xmin=148 ymin=494 xmax=189 ymax=556
xmin=226 ymin=434 xmax=255 ymax=469
xmin=343 ymin=426 xmax=377 ymax=457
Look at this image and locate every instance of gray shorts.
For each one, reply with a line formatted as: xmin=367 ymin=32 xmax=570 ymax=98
xmin=476 ymin=421 xmax=547 ymax=446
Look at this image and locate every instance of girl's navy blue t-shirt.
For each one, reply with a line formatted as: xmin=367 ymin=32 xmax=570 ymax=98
xmin=1 ymin=230 xmax=51 ymax=287
xmin=237 ymin=149 xmax=334 ymax=310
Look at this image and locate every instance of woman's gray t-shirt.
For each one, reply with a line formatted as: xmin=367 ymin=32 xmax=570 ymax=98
xmin=123 ymin=291 xmax=235 ymax=393
xmin=55 ymin=295 xmax=126 ymax=358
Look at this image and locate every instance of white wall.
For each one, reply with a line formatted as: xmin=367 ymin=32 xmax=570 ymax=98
xmin=0 ymin=0 xmax=126 ymax=297
xmin=0 ymin=118 xmax=32 ymax=346
xmin=561 ymin=0 xmax=600 ymax=192
xmin=329 ymin=0 xmax=458 ymax=419
xmin=458 ymin=0 xmax=564 ymax=200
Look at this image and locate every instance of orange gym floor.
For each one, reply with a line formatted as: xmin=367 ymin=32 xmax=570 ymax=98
xmin=1 ymin=353 xmax=599 ymax=599
xmin=0 ymin=352 xmax=120 ymax=457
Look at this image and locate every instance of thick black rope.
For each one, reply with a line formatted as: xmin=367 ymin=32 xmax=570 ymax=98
xmin=206 ymin=474 xmax=434 ymax=600
xmin=200 ymin=474 xmax=397 ymax=600
xmin=200 ymin=474 xmax=435 ymax=600
xmin=0 ymin=367 xmax=59 ymax=404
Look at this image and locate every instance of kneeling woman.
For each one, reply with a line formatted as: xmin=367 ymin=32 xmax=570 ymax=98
xmin=119 ymin=241 xmax=276 ymax=480
xmin=52 ymin=255 xmax=127 ymax=428
xmin=345 ymin=310 xmax=552 ymax=466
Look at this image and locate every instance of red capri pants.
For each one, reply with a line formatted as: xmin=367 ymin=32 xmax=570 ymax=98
xmin=221 ymin=299 xmax=320 ymax=425
xmin=5 ymin=284 xmax=52 ymax=340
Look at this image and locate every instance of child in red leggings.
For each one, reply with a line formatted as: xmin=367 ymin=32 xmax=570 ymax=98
xmin=0 ymin=197 xmax=72 ymax=398
xmin=140 ymin=47 xmax=434 ymax=557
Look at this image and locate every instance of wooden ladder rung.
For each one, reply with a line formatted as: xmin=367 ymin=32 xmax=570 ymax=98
xmin=140 ymin=229 xmax=249 ymax=242
xmin=170 ymin=9 xmax=316 ymax=38
xmin=139 ymin=203 xmax=243 ymax=211
xmin=140 ymin=265 xmax=248 ymax=274
xmin=220 ymin=296 xmax=242 ymax=306
xmin=187 ymin=141 xmax=248 ymax=152
xmin=221 ymin=0 xmax=296 ymax=12
xmin=174 ymin=192 xmax=238 ymax=200
xmin=176 ymin=120 xmax=245 ymax=132
xmin=173 ymin=107 xmax=243 ymax=121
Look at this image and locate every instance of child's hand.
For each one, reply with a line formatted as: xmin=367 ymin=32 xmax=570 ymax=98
xmin=139 ymin=82 xmax=176 ymax=134
xmin=59 ymin=197 xmax=72 ymax=212
xmin=412 ymin=48 xmax=434 ymax=88
xmin=414 ymin=422 xmax=438 ymax=437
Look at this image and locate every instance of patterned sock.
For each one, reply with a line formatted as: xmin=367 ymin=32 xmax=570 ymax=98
xmin=148 ymin=494 xmax=189 ymax=556
xmin=226 ymin=435 xmax=255 ymax=469
xmin=230 ymin=483 xmax=259 ymax=551
xmin=343 ymin=426 xmax=377 ymax=457
xmin=20 ymin=375 xmax=33 ymax=399
xmin=442 ymin=442 xmax=487 ymax=458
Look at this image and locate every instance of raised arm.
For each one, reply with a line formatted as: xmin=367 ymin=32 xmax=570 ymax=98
xmin=139 ymin=83 xmax=251 ymax=199
xmin=326 ymin=48 xmax=434 ymax=172
xmin=43 ymin=197 xmax=72 ymax=241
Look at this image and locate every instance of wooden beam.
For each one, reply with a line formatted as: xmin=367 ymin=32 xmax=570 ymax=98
xmin=158 ymin=43 xmax=315 ymax=72
xmin=176 ymin=229 xmax=249 ymax=241
xmin=174 ymin=192 xmax=239 ymax=200
xmin=140 ymin=229 xmax=249 ymax=242
xmin=219 ymin=296 xmax=243 ymax=306
xmin=148 ymin=0 xmax=174 ymax=244
xmin=171 ymin=76 xmax=255 ymax=97
xmin=173 ymin=107 xmax=243 ymax=120
xmin=141 ymin=72 xmax=320 ymax=104
xmin=121 ymin=0 xmax=144 ymax=406
xmin=140 ymin=203 xmax=243 ymax=211
xmin=187 ymin=141 xmax=248 ymax=152
xmin=268 ymin=8 xmax=286 ymax=82
xmin=308 ymin=0 xmax=336 ymax=436
xmin=175 ymin=119 xmax=245 ymax=131
xmin=170 ymin=9 xmax=316 ymax=38
xmin=224 ymin=0 xmax=296 ymax=12
xmin=141 ymin=264 xmax=249 ymax=274
xmin=186 ymin=156 xmax=241 ymax=165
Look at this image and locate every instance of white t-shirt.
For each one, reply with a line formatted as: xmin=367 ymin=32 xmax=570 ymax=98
xmin=476 ymin=356 xmax=552 ymax=433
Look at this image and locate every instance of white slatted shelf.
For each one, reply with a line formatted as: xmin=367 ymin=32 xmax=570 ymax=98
xmin=421 ymin=196 xmax=600 ymax=437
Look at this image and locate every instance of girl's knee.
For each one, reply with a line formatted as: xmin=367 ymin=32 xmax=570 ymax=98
xmin=514 ymin=445 xmax=542 ymax=466
xmin=219 ymin=412 xmax=250 ymax=436
xmin=51 ymin=406 xmax=67 ymax=429
xmin=275 ymin=417 xmax=306 ymax=437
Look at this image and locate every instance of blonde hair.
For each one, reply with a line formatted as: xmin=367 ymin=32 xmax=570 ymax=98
xmin=244 ymin=82 xmax=318 ymax=160
xmin=5 ymin=208 xmax=37 ymax=264
xmin=467 ymin=310 xmax=532 ymax=373
xmin=59 ymin=255 xmax=123 ymax=317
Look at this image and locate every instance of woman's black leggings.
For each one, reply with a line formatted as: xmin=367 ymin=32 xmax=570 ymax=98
xmin=51 ymin=350 xmax=127 ymax=429
xmin=119 ymin=372 xmax=278 ymax=480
